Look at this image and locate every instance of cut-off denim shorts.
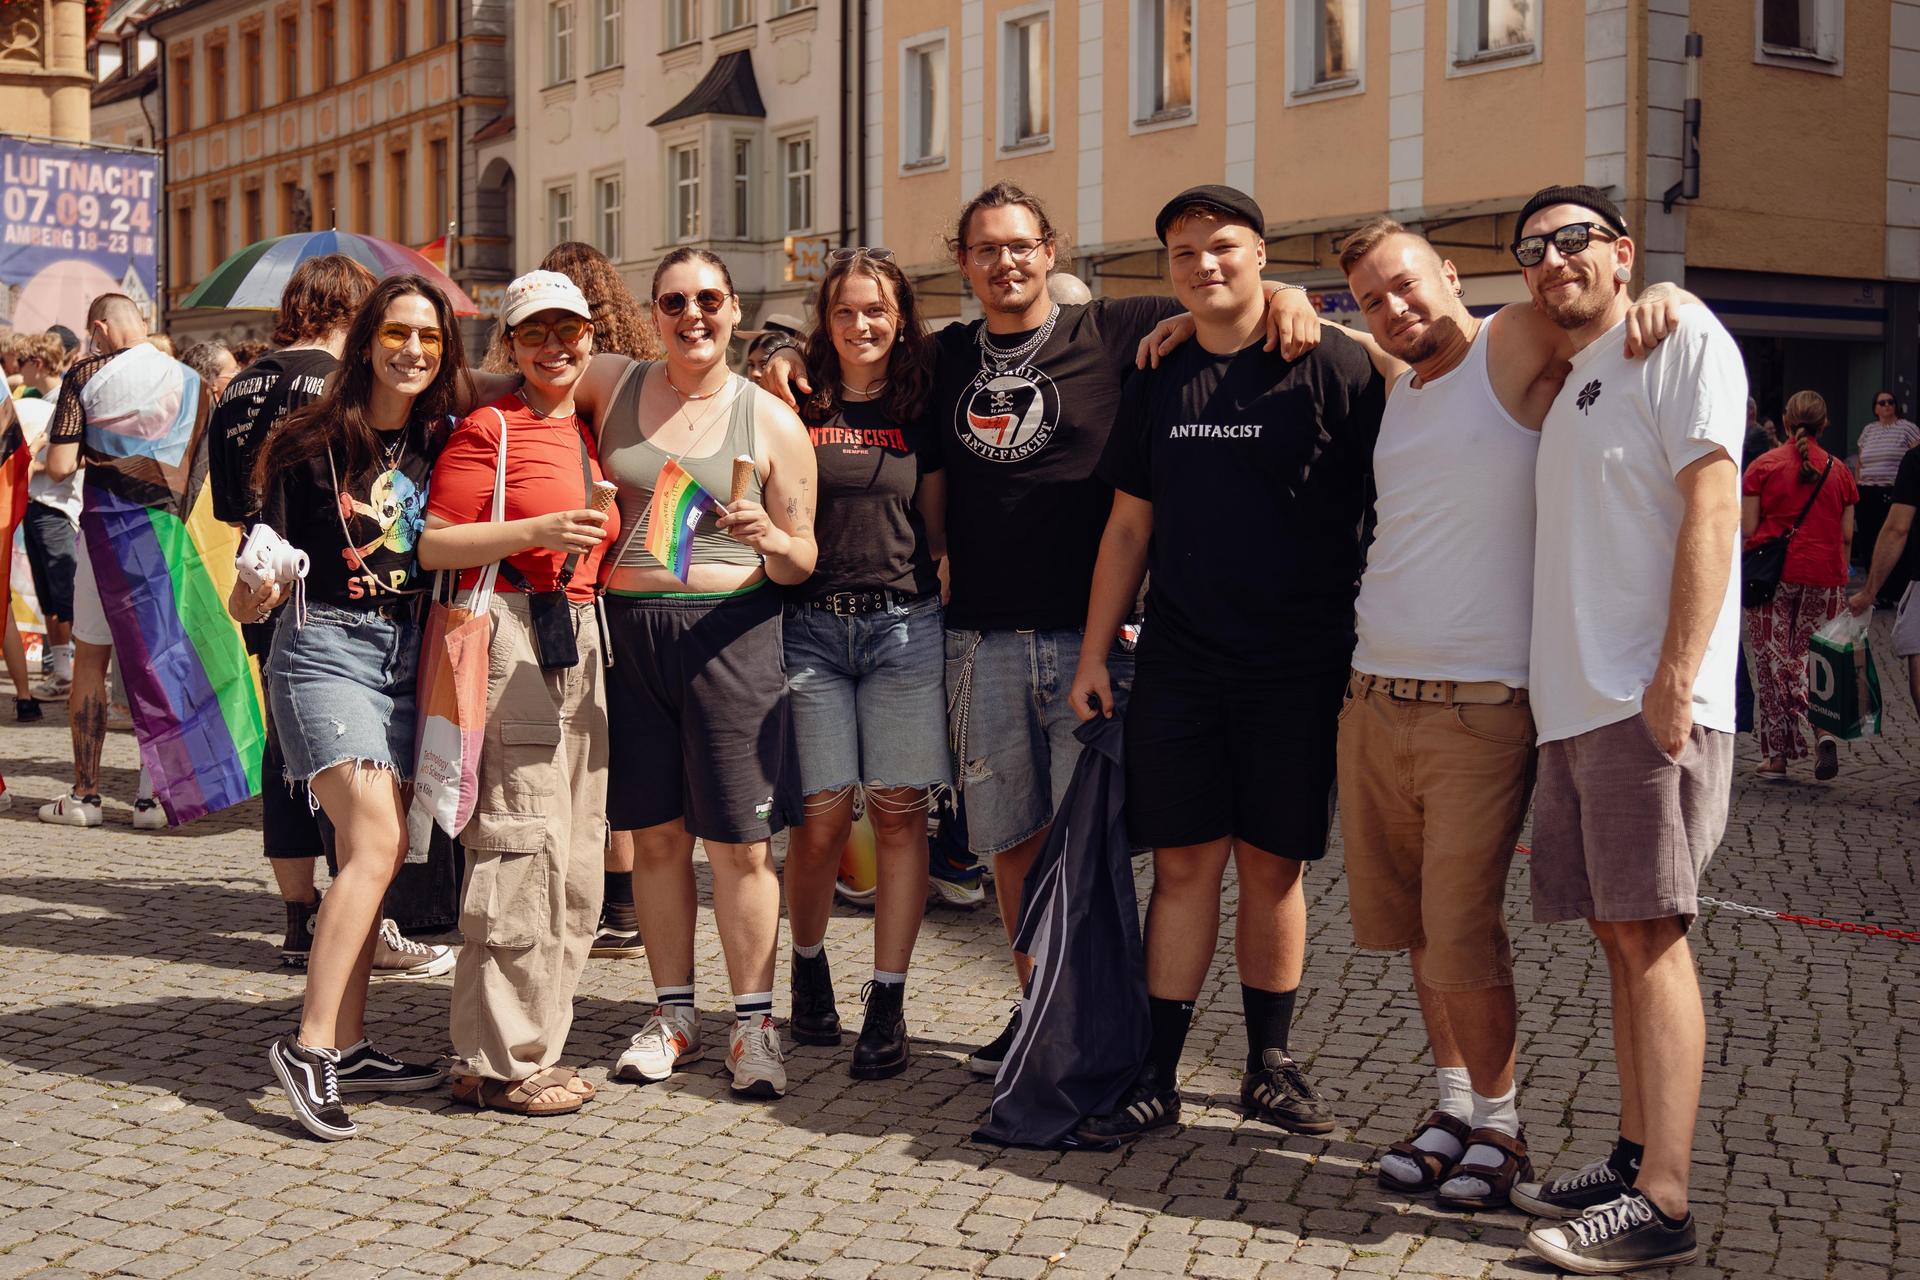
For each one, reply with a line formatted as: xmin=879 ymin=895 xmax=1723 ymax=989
xmin=784 ymin=593 xmax=953 ymax=798
xmin=268 ymin=601 xmax=422 ymax=787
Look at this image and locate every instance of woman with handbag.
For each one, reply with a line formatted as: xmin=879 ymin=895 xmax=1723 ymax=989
xmin=417 ymin=271 xmax=620 ymax=1116
xmin=232 ymin=275 xmax=461 ymax=1140
xmin=1742 ymin=390 xmax=1860 ymax=782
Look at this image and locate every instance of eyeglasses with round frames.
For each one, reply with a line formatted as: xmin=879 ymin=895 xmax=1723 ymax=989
xmin=1510 ymin=221 xmax=1620 ymax=269
xmin=375 ymin=323 xmax=444 ymax=354
xmin=654 ymin=289 xmax=732 ymax=317
xmin=965 ymin=238 xmax=1046 ymax=268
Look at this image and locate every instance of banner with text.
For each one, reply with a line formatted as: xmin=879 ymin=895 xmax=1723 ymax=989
xmin=0 ymin=137 xmax=160 ymax=335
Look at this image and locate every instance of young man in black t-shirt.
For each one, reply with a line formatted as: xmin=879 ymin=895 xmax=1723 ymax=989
xmin=1068 ymin=186 xmax=1386 ymax=1144
xmin=1850 ymin=443 xmax=1920 ymax=713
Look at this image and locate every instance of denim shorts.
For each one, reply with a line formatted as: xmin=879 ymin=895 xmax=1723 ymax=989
xmin=267 ymin=602 xmax=421 ymax=786
xmin=944 ymin=626 xmax=1134 ymax=857
xmin=784 ymin=594 xmax=952 ymax=797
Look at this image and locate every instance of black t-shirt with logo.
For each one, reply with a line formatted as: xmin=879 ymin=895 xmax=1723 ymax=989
xmin=257 ymin=416 xmax=434 ymax=608
xmin=796 ymin=398 xmax=945 ymax=600
xmin=1893 ymin=444 xmax=1920 ymax=581
xmin=1099 ymin=330 xmax=1387 ymax=673
xmin=210 ymin=348 xmax=339 ymax=523
xmin=934 ymin=296 xmax=1184 ymax=631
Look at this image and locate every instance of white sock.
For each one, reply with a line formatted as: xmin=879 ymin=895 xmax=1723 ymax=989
xmin=136 ymin=768 xmax=154 ymax=802
xmin=1442 ymin=1084 xmax=1521 ymax=1197
xmin=872 ymin=968 xmax=906 ymax=986
xmin=50 ymin=643 xmax=73 ymax=681
xmin=792 ymin=940 xmax=824 ymax=959
xmin=734 ymin=991 xmax=773 ymax=1024
xmin=1380 ymin=1067 xmax=1472 ymax=1186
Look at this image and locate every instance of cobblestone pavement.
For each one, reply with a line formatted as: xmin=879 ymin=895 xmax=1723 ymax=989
xmin=2 ymin=616 xmax=1915 ymax=1280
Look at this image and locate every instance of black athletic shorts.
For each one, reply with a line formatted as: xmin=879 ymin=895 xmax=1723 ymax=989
xmin=1123 ymin=655 xmax=1344 ymax=860
xmin=246 ymin=619 xmax=326 ymax=861
xmin=22 ymin=503 xmax=77 ymax=622
xmin=605 ymin=585 xmax=798 ymax=843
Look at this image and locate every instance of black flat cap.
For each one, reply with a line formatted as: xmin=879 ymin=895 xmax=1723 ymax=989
xmin=1156 ymin=184 xmax=1266 ymax=244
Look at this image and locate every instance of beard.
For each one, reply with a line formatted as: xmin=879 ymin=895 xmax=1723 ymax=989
xmin=1384 ymin=323 xmax=1446 ymax=365
xmin=1535 ymin=275 xmax=1617 ymax=330
xmin=981 ymin=275 xmax=1038 ymax=314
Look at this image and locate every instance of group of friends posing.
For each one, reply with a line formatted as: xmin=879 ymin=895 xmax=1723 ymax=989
xmin=127 ymin=176 xmax=1740 ymax=1277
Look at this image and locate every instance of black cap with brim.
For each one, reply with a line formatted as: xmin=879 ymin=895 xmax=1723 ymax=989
xmin=1513 ymin=184 xmax=1628 ymax=246
xmin=1155 ymin=184 xmax=1266 ymax=245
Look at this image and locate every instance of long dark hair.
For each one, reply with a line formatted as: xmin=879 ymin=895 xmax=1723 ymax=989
xmin=800 ymin=251 xmax=935 ymax=425
xmin=255 ymin=275 xmax=466 ymax=496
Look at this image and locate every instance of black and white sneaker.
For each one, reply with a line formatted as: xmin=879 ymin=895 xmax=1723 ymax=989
xmin=1512 ymin=1157 xmax=1633 ymax=1219
xmin=335 ymin=1041 xmax=446 ymax=1093
xmin=1526 ymin=1191 xmax=1698 ymax=1274
xmin=965 ymin=1005 xmax=1022 ymax=1077
xmin=281 ymin=895 xmax=320 ymax=969
xmin=1240 ymin=1050 xmax=1335 ymax=1135
xmin=1071 ymin=1067 xmax=1180 ymax=1148
xmin=267 ymin=1035 xmax=356 ymax=1141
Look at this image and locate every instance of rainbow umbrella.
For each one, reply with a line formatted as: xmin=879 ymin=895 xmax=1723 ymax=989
xmin=180 ymin=229 xmax=480 ymax=315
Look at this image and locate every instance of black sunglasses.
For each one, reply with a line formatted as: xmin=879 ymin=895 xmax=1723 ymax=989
xmin=1876 ymin=398 xmax=1896 ymax=407
xmin=1511 ymin=221 xmax=1619 ymax=268
xmin=827 ymin=246 xmax=896 ymax=265
xmin=655 ymin=288 xmax=732 ymax=317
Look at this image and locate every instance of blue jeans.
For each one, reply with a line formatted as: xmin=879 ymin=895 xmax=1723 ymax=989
xmin=784 ymin=594 xmax=952 ymax=796
xmin=943 ymin=626 xmax=1134 ymax=856
xmin=267 ymin=603 xmax=420 ymax=786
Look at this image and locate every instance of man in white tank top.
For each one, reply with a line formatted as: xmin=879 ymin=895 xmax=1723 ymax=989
xmin=1331 ymin=217 xmax=1691 ymax=1219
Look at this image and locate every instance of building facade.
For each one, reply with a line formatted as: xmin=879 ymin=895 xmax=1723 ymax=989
xmin=501 ymin=0 xmax=855 ymax=327
xmin=870 ymin=0 xmax=1919 ymax=441
xmin=1 ymin=0 xmax=92 ymax=142
xmin=147 ymin=0 xmax=512 ymax=344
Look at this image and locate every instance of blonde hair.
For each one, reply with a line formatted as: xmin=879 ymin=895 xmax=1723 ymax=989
xmin=1339 ymin=216 xmax=1417 ymax=275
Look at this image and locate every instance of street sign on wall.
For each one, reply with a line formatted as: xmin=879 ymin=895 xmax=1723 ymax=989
xmin=0 ymin=137 xmax=160 ymax=334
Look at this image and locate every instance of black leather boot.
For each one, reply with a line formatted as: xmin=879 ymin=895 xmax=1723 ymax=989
xmin=850 ymin=979 xmax=908 ymax=1080
xmin=789 ymin=948 xmax=842 ymax=1045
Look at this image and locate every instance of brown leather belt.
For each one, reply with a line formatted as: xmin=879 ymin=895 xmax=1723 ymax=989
xmin=1350 ymin=669 xmax=1529 ymax=707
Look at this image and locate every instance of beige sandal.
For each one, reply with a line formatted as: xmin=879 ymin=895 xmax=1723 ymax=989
xmin=449 ymin=1066 xmax=586 ymax=1116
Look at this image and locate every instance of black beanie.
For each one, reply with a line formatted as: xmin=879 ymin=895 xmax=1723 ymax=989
xmin=1513 ymin=184 xmax=1627 ymax=246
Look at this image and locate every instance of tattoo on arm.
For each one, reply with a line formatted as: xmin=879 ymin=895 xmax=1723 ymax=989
xmin=786 ymin=497 xmax=798 ymax=522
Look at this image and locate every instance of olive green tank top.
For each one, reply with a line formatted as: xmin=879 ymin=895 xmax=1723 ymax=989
xmin=600 ymin=359 xmax=765 ymax=571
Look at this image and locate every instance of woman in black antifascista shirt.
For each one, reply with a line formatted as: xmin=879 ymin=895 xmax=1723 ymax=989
xmin=229 ymin=275 xmax=464 ymax=1141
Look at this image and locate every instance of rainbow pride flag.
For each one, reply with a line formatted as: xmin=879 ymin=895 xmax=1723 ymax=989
xmin=645 ymin=458 xmax=717 ymax=583
xmin=78 ymin=344 xmax=264 ymax=825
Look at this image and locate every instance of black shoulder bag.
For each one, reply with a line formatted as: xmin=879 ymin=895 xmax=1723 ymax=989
xmin=1741 ymin=456 xmax=1832 ymax=608
xmin=498 ymin=432 xmax=595 ymax=669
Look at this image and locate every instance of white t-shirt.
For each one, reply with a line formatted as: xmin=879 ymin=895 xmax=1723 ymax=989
xmin=1353 ymin=316 xmax=1538 ymax=686
xmin=1530 ymin=304 xmax=1746 ymax=744
xmin=15 ymin=394 xmax=82 ymax=522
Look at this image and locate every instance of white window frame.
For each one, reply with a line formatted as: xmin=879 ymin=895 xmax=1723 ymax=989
xmin=770 ymin=0 xmax=812 ymax=13
xmin=547 ymin=183 xmax=575 ymax=243
xmin=997 ymin=3 xmax=1054 ymax=153
xmin=900 ymin=30 xmax=950 ymax=170
xmin=592 ymin=0 xmax=622 ymax=71
xmin=667 ymin=142 xmax=702 ymax=242
xmin=1129 ymin=0 xmax=1195 ymax=129
xmin=1444 ymin=0 xmax=1541 ymax=77
xmin=547 ymin=0 xmax=574 ymax=84
xmin=593 ymin=171 xmax=624 ymax=260
xmin=777 ymin=130 xmax=814 ymax=234
xmin=719 ymin=0 xmax=753 ymax=33
xmin=1753 ymin=0 xmax=1844 ymax=75
xmin=730 ymin=134 xmax=754 ymax=240
xmin=665 ymin=0 xmax=698 ymax=48
xmin=1285 ymin=0 xmax=1365 ymax=103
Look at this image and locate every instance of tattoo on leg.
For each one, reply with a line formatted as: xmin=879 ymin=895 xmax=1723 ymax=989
xmin=72 ymin=693 xmax=107 ymax=795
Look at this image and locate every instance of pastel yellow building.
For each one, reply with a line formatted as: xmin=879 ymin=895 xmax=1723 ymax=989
xmin=0 ymin=0 xmax=92 ymax=142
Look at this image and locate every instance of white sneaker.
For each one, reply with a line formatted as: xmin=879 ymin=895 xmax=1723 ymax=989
xmin=132 ymin=798 xmax=166 ymax=830
xmin=0 ymin=790 xmax=13 ymax=813
xmin=728 ymin=1014 xmax=787 ymax=1099
xmin=39 ymin=792 xmax=103 ymax=827
xmin=369 ymin=918 xmax=455 ymax=980
xmin=31 ymin=676 xmax=70 ymax=701
xmin=614 ymin=1005 xmax=703 ymax=1082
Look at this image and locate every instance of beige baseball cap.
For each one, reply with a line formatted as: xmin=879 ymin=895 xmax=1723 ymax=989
xmin=502 ymin=270 xmax=593 ymax=328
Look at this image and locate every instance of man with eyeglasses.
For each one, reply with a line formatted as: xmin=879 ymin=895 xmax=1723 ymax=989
xmin=1502 ymin=185 xmax=1745 ymax=1275
xmin=756 ymin=182 xmax=1322 ymax=1079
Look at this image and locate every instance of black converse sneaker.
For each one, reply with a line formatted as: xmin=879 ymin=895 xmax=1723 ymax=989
xmin=1526 ymin=1190 xmax=1698 ymax=1274
xmin=335 ymin=1042 xmax=446 ymax=1093
xmin=789 ymin=949 xmax=842 ymax=1046
xmin=267 ymin=1035 xmax=356 ymax=1141
xmin=281 ymin=895 xmax=321 ymax=969
xmin=1072 ymin=1065 xmax=1180 ymax=1148
xmin=1512 ymin=1157 xmax=1634 ymax=1219
xmin=965 ymin=1005 xmax=1023 ymax=1077
xmin=1240 ymin=1050 xmax=1335 ymax=1135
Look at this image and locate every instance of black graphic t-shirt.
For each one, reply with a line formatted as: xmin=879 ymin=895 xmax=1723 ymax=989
xmin=1893 ymin=444 xmax=1920 ymax=580
xmin=209 ymin=348 xmax=339 ymax=523
xmin=796 ymin=399 xmax=945 ymax=600
xmin=1100 ymin=330 xmax=1387 ymax=673
xmin=258 ymin=415 xmax=435 ymax=608
xmin=934 ymin=295 xmax=1184 ymax=631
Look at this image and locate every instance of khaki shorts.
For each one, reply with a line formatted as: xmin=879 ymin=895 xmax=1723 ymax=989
xmin=1336 ymin=674 xmax=1536 ymax=991
xmin=1530 ymin=714 xmax=1733 ymax=928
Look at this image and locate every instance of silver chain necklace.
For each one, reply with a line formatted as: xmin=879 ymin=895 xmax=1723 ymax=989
xmin=976 ymin=303 xmax=1059 ymax=372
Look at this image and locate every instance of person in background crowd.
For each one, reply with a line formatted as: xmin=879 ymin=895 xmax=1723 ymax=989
xmin=537 ymin=239 xmax=660 ymax=962
xmin=1850 ymin=440 xmax=1920 ymax=722
xmin=48 ymin=325 xmax=82 ymax=373
xmin=147 ymin=334 xmax=175 ymax=358
xmin=1852 ymin=390 xmax=1919 ymax=602
xmin=1 ymin=328 xmax=22 ymax=395
xmin=550 ymin=247 xmax=817 ymax=1101
xmin=1743 ymin=390 xmax=1858 ymax=783
xmin=421 ymin=271 xmax=619 ymax=1117
xmin=1046 ymin=273 xmax=1094 ymax=306
xmin=780 ymin=248 xmax=949 ymax=1082
xmin=1741 ymin=397 xmax=1776 ymax=471
xmin=236 ymin=275 xmax=461 ymax=1140
xmin=231 ymin=338 xmax=270 ymax=369
xmin=13 ymin=333 xmax=78 ymax=705
xmin=180 ymin=340 xmax=240 ymax=401
xmin=1066 ymin=187 xmax=1381 ymax=1145
xmin=13 ymin=333 xmax=64 ymax=400
xmin=1506 ymin=185 xmax=1743 ymax=1275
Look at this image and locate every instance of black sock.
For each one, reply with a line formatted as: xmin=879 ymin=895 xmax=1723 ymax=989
xmin=1609 ymin=1136 xmax=1645 ymax=1186
xmin=1146 ymin=997 xmax=1195 ymax=1092
xmin=603 ymin=871 xmax=637 ymax=931
xmin=1241 ymin=984 xmax=1297 ymax=1073
xmin=1646 ymin=1197 xmax=1689 ymax=1229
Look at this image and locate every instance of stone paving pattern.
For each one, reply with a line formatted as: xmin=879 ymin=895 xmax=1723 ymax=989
xmin=1 ymin=613 xmax=1915 ymax=1279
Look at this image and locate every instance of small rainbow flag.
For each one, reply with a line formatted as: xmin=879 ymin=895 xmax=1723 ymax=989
xmin=645 ymin=458 xmax=717 ymax=583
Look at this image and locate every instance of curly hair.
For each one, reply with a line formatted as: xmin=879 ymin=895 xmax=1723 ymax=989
xmin=800 ymin=252 xmax=935 ymax=426
xmin=539 ymin=241 xmax=662 ymax=360
xmin=270 ymin=254 xmax=377 ymax=347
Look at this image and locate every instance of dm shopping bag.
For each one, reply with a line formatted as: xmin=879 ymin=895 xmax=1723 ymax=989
xmin=1807 ymin=609 xmax=1883 ymax=741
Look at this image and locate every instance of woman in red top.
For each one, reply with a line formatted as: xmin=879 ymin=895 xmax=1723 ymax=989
xmin=418 ymin=271 xmax=620 ymax=1115
xmin=1742 ymin=390 xmax=1859 ymax=781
